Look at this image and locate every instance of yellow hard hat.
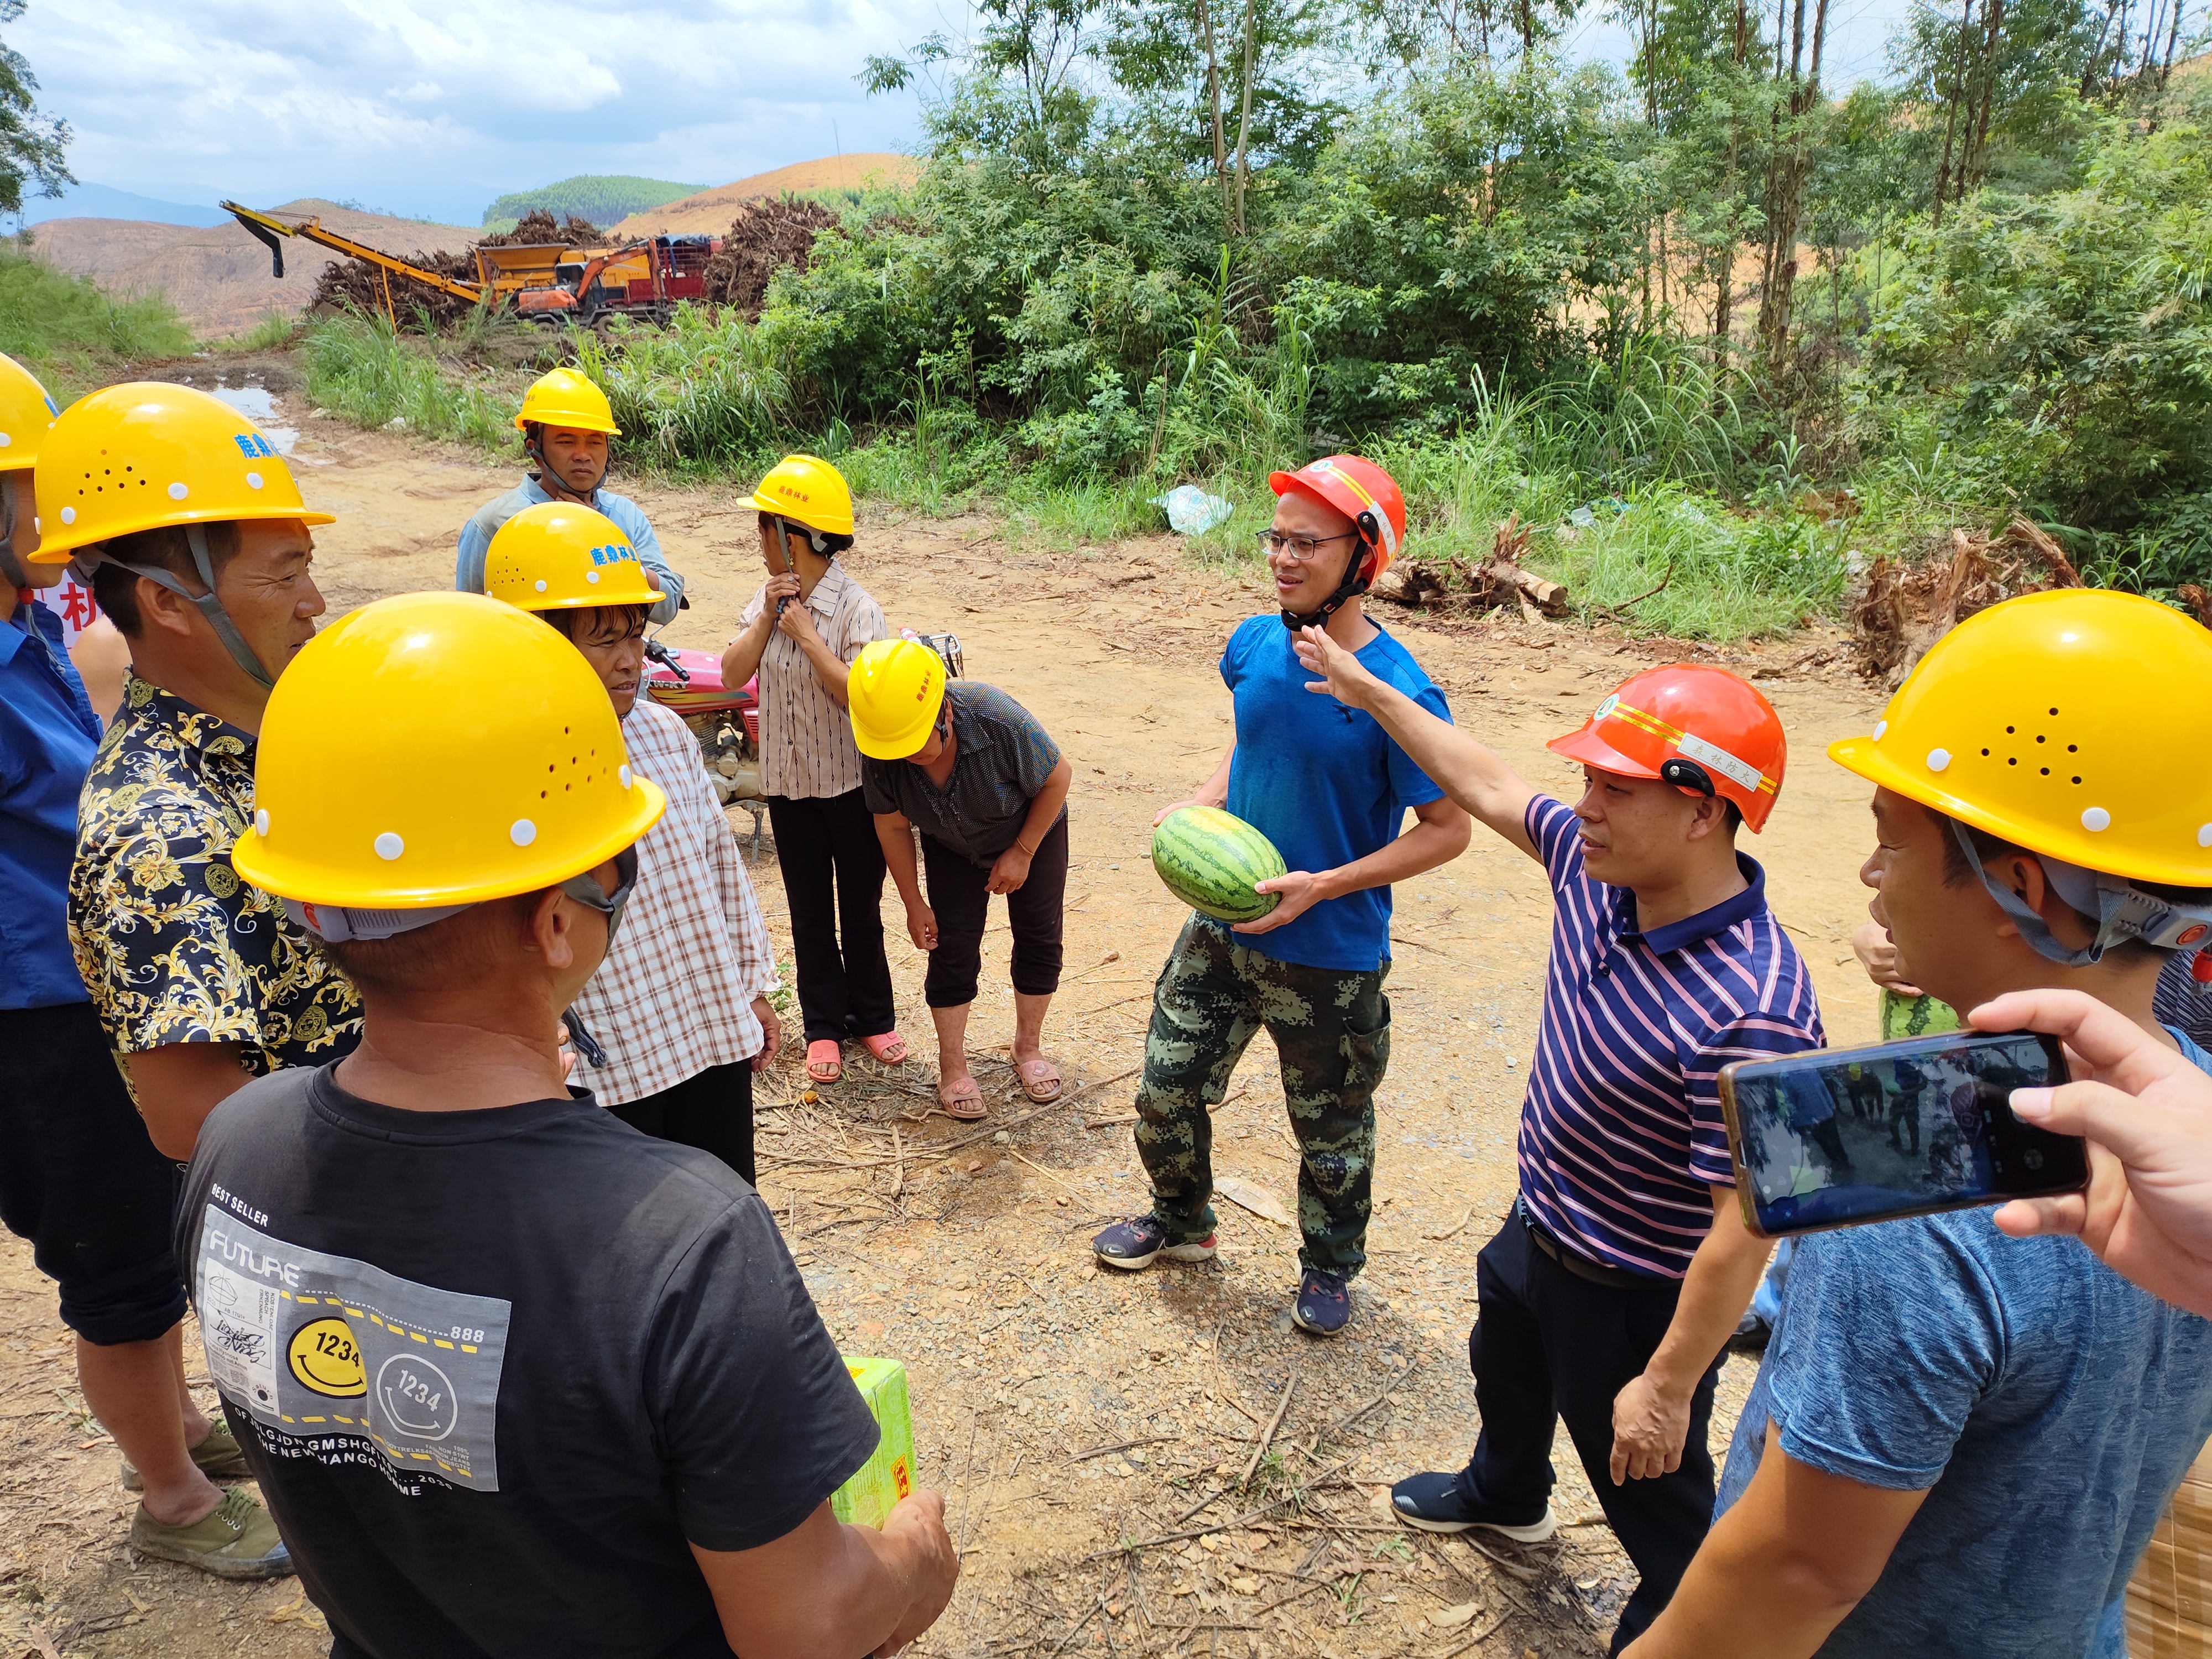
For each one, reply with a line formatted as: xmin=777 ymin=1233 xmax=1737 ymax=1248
xmin=752 ymin=453 xmax=854 ymax=538
xmin=0 ymin=352 xmax=59 ymax=471
xmin=483 ymin=502 xmax=659 ymax=612
xmin=28 ymin=382 xmax=334 ymax=562
xmin=232 ymin=591 xmax=666 ymax=910
xmin=1829 ymin=588 xmax=2212 ymax=887
xmin=515 ymin=367 xmax=620 ymax=436
xmin=848 ymin=637 xmax=946 ymax=760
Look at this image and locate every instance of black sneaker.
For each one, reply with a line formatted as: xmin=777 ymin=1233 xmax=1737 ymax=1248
xmin=1092 ymin=1216 xmax=1217 ymax=1271
xmin=1389 ymin=1471 xmax=1556 ymax=1541
xmin=1291 ymin=1268 xmax=1353 ymax=1336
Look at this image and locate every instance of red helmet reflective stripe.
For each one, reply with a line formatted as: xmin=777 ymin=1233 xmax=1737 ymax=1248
xmin=1267 ymin=455 xmax=1405 ymax=584
xmin=1548 ymin=664 xmax=1788 ymax=833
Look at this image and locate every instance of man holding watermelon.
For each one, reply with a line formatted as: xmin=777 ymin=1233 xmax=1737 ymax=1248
xmin=1290 ymin=629 xmax=1820 ymax=1652
xmin=1093 ymin=456 xmax=1472 ymax=1338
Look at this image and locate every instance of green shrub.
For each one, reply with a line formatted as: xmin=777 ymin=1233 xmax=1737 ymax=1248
xmin=300 ymin=314 xmax=517 ymax=449
xmin=0 ymin=246 xmax=194 ymax=393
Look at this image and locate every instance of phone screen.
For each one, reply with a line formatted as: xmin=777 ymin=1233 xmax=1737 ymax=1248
xmin=1720 ymin=1032 xmax=2085 ymax=1237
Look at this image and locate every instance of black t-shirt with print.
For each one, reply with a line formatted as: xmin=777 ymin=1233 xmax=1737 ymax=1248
xmin=176 ymin=1065 xmax=878 ymax=1659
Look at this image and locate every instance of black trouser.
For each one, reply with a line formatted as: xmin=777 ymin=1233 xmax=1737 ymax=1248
xmin=919 ymin=815 xmax=1069 ymax=1008
xmin=1457 ymin=1208 xmax=1721 ymax=1654
xmin=608 ymin=1060 xmax=757 ymax=1186
xmin=766 ymin=789 xmax=897 ymax=1046
xmin=0 ymin=1002 xmax=188 ymax=1345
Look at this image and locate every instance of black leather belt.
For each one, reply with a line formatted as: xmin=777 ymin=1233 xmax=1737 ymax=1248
xmin=1517 ymin=1201 xmax=1653 ymax=1291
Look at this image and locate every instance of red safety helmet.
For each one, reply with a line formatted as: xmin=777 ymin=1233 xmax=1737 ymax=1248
xmin=1548 ymin=664 xmax=1787 ymax=833
xmin=1269 ymin=455 xmax=1404 ymax=589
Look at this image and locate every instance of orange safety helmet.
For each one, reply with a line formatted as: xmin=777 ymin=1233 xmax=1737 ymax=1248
xmin=1270 ymin=455 xmax=1404 ymax=584
xmin=1548 ymin=664 xmax=1787 ymax=833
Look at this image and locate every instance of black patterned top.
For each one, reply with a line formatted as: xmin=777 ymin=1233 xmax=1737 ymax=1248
xmin=68 ymin=672 xmax=361 ymax=1084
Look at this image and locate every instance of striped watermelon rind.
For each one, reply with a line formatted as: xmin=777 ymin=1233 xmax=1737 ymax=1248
xmin=1151 ymin=806 xmax=1287 ymax=924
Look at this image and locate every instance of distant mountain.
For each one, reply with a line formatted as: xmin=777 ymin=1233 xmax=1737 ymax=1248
xmin=8 ymin=182 xmax=230 ymax=230
xmin=482 ymin=176 xmax=706 ymax=233
xmin=609 ymin=155 xmax=919 ymax=238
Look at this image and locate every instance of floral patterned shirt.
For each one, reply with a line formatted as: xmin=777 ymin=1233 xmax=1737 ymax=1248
xmin=67 ymin=673 xmax=361 ymax=1081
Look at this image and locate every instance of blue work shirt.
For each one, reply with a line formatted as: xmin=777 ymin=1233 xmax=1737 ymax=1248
xmin=1716 ymin=1031 xmax=2212 ymax=1659
xmin=455 ymin=476 xmax=682 ymax=625
xmin=1219 ymin=615 xmax=1448 ymax=973
xmin=0 ymin=597 xmax=100 ymax=1009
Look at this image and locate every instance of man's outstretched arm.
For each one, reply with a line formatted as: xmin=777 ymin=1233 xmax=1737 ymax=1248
xmin=1620 ymin=1423 xmax=1925 ymax=1659
xmin=1291 ymin=625 xmax=1541 ymax=859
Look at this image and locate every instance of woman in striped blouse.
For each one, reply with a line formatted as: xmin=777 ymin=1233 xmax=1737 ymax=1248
xmin=721 ymin=456 xmax=906 ymax=1086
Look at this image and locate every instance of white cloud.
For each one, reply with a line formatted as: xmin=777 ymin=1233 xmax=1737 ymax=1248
xmin=15 ymin=0 xmax=942 ymax=224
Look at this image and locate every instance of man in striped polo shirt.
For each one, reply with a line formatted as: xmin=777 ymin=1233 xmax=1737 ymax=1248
xmin=1293 ymin=636 xmax=1820 ymax=1653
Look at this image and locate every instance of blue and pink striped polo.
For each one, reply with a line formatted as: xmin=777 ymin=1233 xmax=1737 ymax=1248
xmin=1516 ymin=796 xmax=1825 ymax=1279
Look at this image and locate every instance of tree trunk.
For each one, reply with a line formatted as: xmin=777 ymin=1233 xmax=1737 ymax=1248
xmin=1933 ymin=0 xmax=1976 ymax=223
xmin=1198 ymin=0 xmax=1229 ymax=225
xmin=1758 ymin=0 xmax=1830 ymax=377
xmin=1712 ymin=0 xmax=1750 ymax=351
xmin=1233 ymin=0 xmax=1257 ymax=237
xmin=1965 ymin=0 xmax=2006 ymax=192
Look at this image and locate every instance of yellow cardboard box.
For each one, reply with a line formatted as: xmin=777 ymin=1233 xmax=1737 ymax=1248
xmin=831 ymin=1357 xmax=916 ymax=1529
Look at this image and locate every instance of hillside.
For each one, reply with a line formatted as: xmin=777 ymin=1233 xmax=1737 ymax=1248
xmin=482 ymin=174 xmax=704 ymax=233
xmin=609 ymin=154 xmax=918 ymax=237
xmin=28 ymin=199 xmax=479 ymax=338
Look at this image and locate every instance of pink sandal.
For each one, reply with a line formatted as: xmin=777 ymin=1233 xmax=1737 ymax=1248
xmin=806 ymin=1040 xmax=843 ymax=1084
xmin=861 ymin=1031 xmax=908 ymax=1065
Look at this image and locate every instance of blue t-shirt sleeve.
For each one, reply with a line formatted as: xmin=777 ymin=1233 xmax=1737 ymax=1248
xmin=1382 ymin=681 xmax=1450 ymax=810
xmin=455 ymin=515 xmax=491 ymax=594
xmin=1761 ymin=1219 xmax=2005 ymax=1491
xmin=603 ymin=496 xmax=683 ymax=625
xmin=1219 ymin=615 xmax=1260 ymax=694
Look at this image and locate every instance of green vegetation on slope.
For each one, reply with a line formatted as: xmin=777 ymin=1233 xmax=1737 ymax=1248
xmin=0 ymin=244 xmax=193 ymax=399
xmin=481 ymin=175 xmax=706 ymax=233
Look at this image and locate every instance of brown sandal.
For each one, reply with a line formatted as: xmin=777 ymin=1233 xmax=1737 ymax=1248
xmin=938 ymin=1077 xmax=988 ymax=1121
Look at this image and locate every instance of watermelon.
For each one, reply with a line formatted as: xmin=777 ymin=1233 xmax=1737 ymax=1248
xmin=1151 ymin=806 xmax=1287 ymax=924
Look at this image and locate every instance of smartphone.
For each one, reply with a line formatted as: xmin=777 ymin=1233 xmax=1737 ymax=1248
xmin=1717 ymin=1031 xmax=2086 ymax=1238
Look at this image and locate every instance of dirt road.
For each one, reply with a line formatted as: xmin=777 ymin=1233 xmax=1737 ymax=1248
xmin=1 ymin=402 xmax=1888 ymax=1657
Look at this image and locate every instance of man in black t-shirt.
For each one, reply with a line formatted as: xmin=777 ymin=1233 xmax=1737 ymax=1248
xmin=176 ymin=592 xmax=958 ymax=1658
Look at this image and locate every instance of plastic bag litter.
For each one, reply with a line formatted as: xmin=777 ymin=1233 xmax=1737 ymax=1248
xmin=1151 ymin=484 xmax=1233 ymax=536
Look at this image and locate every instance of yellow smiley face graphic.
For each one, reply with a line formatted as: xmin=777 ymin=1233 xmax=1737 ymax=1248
xmin=287 ymin=1317 xmax=366 ymax=1398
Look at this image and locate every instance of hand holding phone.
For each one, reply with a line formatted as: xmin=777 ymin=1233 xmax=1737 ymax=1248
xmin=1718 ymin=1031 xmax=2087 ymax=1238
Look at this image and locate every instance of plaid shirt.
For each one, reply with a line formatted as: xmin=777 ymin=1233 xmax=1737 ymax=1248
xmin=739 ymin=561 xmax=885 ymax=800
xmin=568 ymin=700 xmax=775 ymax=1107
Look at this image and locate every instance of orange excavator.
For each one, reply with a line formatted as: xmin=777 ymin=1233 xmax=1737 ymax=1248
xmin=222 ymin=201 xmax=718 ymax=326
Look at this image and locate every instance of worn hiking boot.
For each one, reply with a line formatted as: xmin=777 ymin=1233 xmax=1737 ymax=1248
xmin=1092 ymin=1216 xmax=1217 ymax=1271
xmin=1389 ymin=1471 xmax=1557 ymax=1542
xmin=128 ymin=1484 xmax=293 ymax=1579
xmin=121 ymin=1420 xmax=252 ymax=1492
xmin=1291 ymin=1267 xmax=1353 ymax=1337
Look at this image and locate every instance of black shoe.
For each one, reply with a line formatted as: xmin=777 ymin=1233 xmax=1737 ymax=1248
xmin=1290 ymin=1268 xmax=1353 ymax=1337
xmin=1389 ymin=1471 xmax=1556 ymax=1541
xmin=1091 ymin=1216 xmax=1217 ymax=1271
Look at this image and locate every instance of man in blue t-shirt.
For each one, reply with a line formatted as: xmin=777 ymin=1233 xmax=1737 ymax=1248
xmin=1624 ymin=589 xmax=2212 ymax=1659
xmin=1091 ymin=456 xmax=1470 ymax=1336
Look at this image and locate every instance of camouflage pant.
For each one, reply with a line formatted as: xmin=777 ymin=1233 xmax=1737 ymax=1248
xmin=1133 ymin=916 xmax=1391 ymax=1278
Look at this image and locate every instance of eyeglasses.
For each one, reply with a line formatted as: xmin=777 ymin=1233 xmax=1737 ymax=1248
xmin=1253 ymin=529 xmax=1359 ymax=562
xmin=558 ymin=846 xmax=640 ymax=948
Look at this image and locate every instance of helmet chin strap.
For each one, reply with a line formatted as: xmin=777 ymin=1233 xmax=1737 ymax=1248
xmin=85 ymin=524 xmax=274 ymax=691
xmin=1948 ymin=817 xmax=2212 ymax=968
xmin=0 ymin=473 xmax=29 ymax=593
xmin=1279 ymin=521 xmax=1379 ymax=632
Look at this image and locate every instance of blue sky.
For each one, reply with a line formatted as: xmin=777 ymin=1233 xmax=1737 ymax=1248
xmin=13 ymin=0 xmax=1913 ymax=229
